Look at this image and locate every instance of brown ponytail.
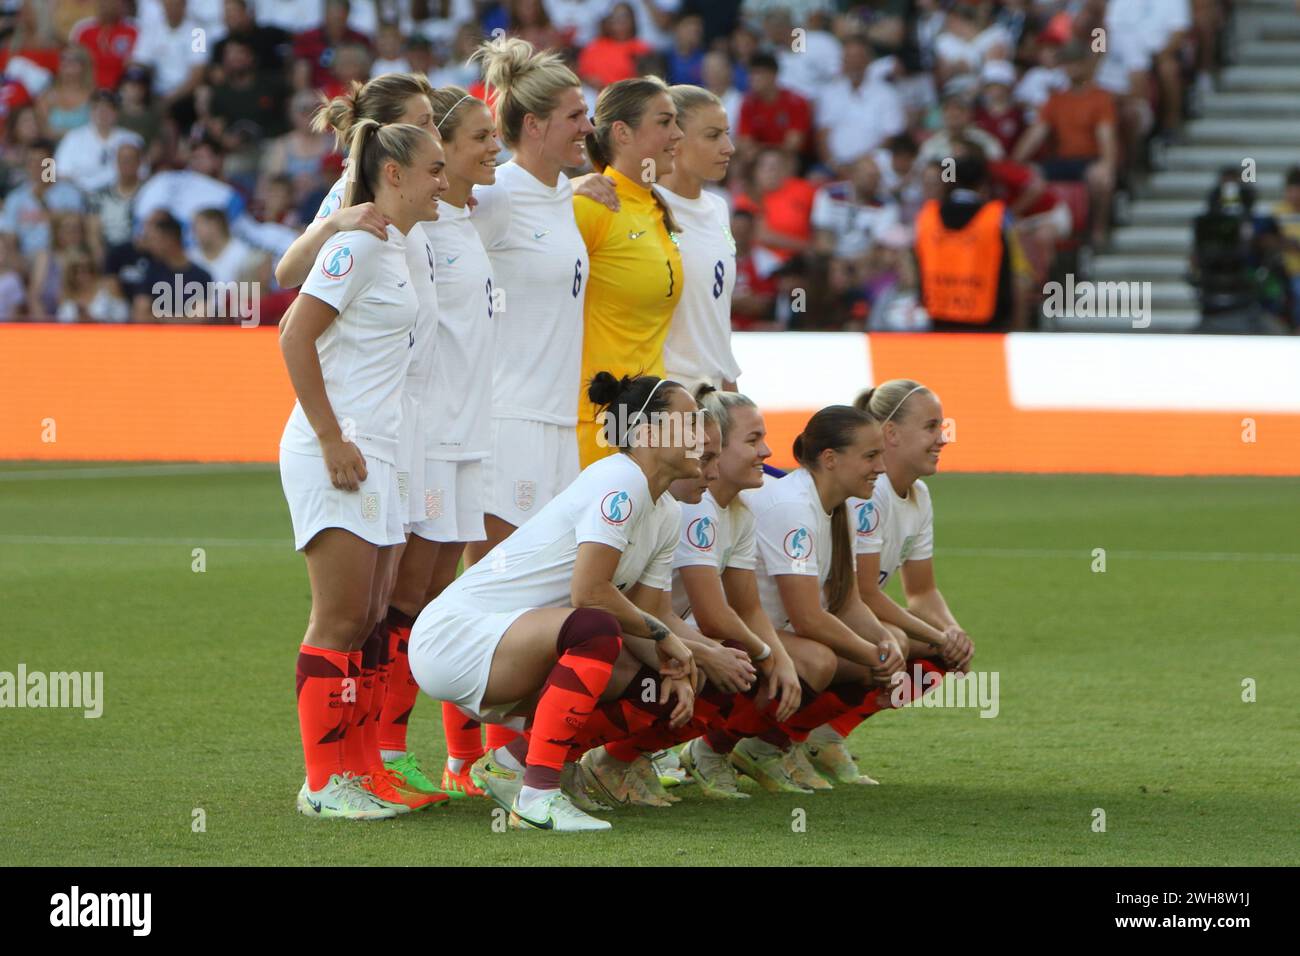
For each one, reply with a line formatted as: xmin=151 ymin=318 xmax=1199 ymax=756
xmin=342 ymin=119 xmax=436 ymax=208
xmin=792 ymin=404 xmax=878 ymax=614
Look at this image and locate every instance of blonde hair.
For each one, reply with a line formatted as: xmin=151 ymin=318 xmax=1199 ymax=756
xmin=693 ymin=384 xmax=756 ymax=446
xmin=342 ymin=120 xmax=436 ymax=208
xmin=314 ymin=73 xmax=436 ymax=151
xmin=429 ymin=85 xmax=484 ymax=141
xmin=473 ymin=36 xmax=580 ymax=148
xmin=854 ymin=379 xmax=933 ymax=427
xmin=668 ymin=84 xmax=722 ymax=126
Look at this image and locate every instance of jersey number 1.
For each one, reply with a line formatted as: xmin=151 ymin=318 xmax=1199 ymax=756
xmin=665 ymin=258 xmax=675 ymax=298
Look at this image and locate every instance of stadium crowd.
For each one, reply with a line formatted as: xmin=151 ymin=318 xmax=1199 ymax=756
xmin=0 ymin=0 xmax=1244 ymax=329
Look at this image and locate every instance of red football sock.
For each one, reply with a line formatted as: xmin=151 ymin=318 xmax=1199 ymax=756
xmin=296 ymin=644 xmax=351 ymax=791
xmin=443 ymin=700 xmax=484 ymax=764
xmin=779 ymin=682 xmax=870 ymax=743
xmin=365 ymin=623 xmax=389 ymax=766
xmin=829 ymin=660 xmax=948 ymax=737
xmin=341 ymin=649 xmax=368 ymax=773
xmin=486 ymin=723 xmax=520 ymax=750
xmin=523 ymin=609 xmax=621 ymax=790
xmin=377 ymin=606 xmax=417 ymax=753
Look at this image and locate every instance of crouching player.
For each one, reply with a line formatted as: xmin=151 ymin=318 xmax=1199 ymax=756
xmin=808 ymin=380 xmax=975 ymax=780
xmin=405 ymin=373 xmax=700 ymax=831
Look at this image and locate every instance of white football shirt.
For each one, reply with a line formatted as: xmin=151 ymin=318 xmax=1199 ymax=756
xmin=469 ymin=161 xmax=588 ymax=426
xmin=420 ymin=202 xmax=494 ymax=460
xmin=659 ymin=186 xmax=741 ymax=387
xmin=280 ymin=225 xmax=420 ymax=465
xmin=742 ymin=468 xmax=838 ymax=631
xmin=849 ymin=473 xmax=934 ymax=588
xmin=434 ymin=452 xmax=681 ymax=614
xmin=670 ymin=489 xmax=757 ymax=619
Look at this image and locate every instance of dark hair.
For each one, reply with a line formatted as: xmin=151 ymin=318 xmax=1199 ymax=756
xmin=885 ymin=132 xmax=918 ymax=156
xmin=792 ymin=404 xmax=878 ymax=614
xmin=588 ymin=371 xmax=682 ymax=451
xmin=148 ymin=211 xmax=184 ymax=244
xmin=343 ymin=119 xmax=435 ymax=207
xmin=953 ymin=153 xmax=988 ymax=191
xmin=1286 ymin=165 xmax=1300 ymax=188
xmin=749 ymin=52 xmax=779 ymax=73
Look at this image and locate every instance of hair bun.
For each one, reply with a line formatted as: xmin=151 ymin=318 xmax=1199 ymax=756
xmin=693 ymin=383 xmax=718 ymax=404
xmin=587 ymin=371 xmax=623 ymax=408
xmin=792 ymin=433 xmax=805 ymax=462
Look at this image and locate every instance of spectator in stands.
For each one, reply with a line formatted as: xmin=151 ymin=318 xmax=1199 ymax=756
xmin=322 ymin=42 xmax=372 ymax=99
xmin=729 ymin=206 xmax=779 ymax=329
xmin=213 ymin=0 xmax=293 ymax=73
xmin=0 ymin=139 xmax=86 ymax=259
xmin=737 ymin=146 xmax=816 ymax=261
xmin=0 ymin=236 xmax=25 ymax=320
xmin=815 ymin=33 xmax=905 ymax=177
xmin=543 ymin=0 xmax=614 ymax=48
xmin=1013 ymin=42 xmax=1117 ymax=249
xmin=1014 ymin=33 xmax=1068 ymax=122
xmin=700 ymin=50 xmax=741 ymax=130
xmin=577 ymin=2 xmax=652 ymax=89
xmin=191 ymin=206 xmax=262 ymax=283
xmin=865 ymin=222 xmax=930 ymax=332
xmin=37 ymin=46 xmax=95 ymax=140
xmin=71 ymin=0 xmax=139 ymax=91
xmin=29 ymin=211 xmax=96 ymax=319
xmin=761 ymin=7 xmax=841 ymax=104
xmin=810 ymin=154 xmax=899 ymax=266
xmin=680 ymin=0 xmax=743 ymax=48
xmin=1272 ymin=165 xmax=1300 ymax=331
xmin=116 ymin=65 xmax=163 ymax=155
xmin=86 ymin=139 xmax=145 ymax=251
xmin=933 ymin=1 xmax=1012 ymax=87
xmin=736 ymin=52 xmax=810 ymax=166
xmin=133 ymin=134 xmax=244 ymax=247
xmin=53 ymin=89 xmax=142 ymax=194
xmin=918 ymin=84 xmax=1003 ymax=165
xmin=369 ymin=22 xmax=410 ymax=76
xmin=206 ymin=36 xmax=291 ymax=146
xmin=506 ymin=0 xmax=564 ymax=52
xmin=0 ymin=106 xmax=42 ymax=196
xmin=974 ymin=59 xmax=1025 ymax=158
xmin=664 ymin=14 xmax=705 ymax=86
xmin=260 ymin=90 xmax=333 ymax=206
xmin=292 ymin=0 xmax=371 ymax=90
xmin=129 ymin=0 xmax=209 ymax=120
xmin=428 ymin=22 xmax=484 ymax=89
xmin=253 ymin=172 xmax=302 ymax=229
xmin=57 ymin=248 xmax=130 ymax=322
xmin=873 ymin=131 xmax=924 ymax=224
xmin=131 ymin=209 xmax=213 ymax=322
xmin=913 ymin=152 xmax=1029 ymax=331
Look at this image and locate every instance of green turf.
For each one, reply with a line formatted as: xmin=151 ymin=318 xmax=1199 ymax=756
xmin=1 ymin=463 xmax=1297 ymax=866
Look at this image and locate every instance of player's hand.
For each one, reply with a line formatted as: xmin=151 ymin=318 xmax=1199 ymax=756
xmin=655 ymin=632 xmax=694 ymax=681
xmin=700 ymin=644 xmax=755 ymax=695
xmin=940 ymin=625 xmax=974 ymax=673
xmin=659 ymin=674 xmax=695 ymax=729
xmin=758 ymin=651 xmax=802 ymax=722
xmin=320 ymin=435 xmax=367 ymax=490
xmin=331 ymin=202 xmax=390 ymax=240
xmin=868 ymin=636 xmax=906 ymax=686
xmin=571 ymin=172 xmax=620 ymax=211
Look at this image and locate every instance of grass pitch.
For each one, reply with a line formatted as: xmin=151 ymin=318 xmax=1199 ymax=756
xmin=1 ymin=462 xmax=1296 ymax=866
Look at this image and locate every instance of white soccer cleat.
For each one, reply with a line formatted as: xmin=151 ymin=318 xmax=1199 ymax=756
xmin=785 ymin=742 xmax=834 ymax=791
xmin=650 ymin=747 xmax=690 ymax=788
xmin=679 ymin=737 xmax=750 ymax=799
xmin=805 ymin=730 xmax=880 ymax=785
xmin=509 ymin=790 xmax=612 ymax=832
xmin=470 ymin=751 xmax=525 ymax=811
xmin=296 ymin=773 xmax=401 ymax=820
xmin=561 ymin=760 xmax=613 ymax=813
xmin=579 ymin=747 xmax=673 ymax=807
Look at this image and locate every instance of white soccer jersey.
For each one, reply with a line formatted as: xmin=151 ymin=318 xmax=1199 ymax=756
xmin=849 ymin=473 xmax=934 ymax=588
xmin=435 ymin=452 xmax=681 ymax=614
xmin=742 ymin=469 xmax=838 ymax=632
xmin=670 ymin=489 xmax=756 ymax=619
xmin=659 ymin=186 xmax=741 ymax=387
xmin=315 ymin=172 xmax=347 ymax=224
xmin=420 ymin=202 xmax=494 ymax=460
xmin=469 ymin=161 xmax=588 ymax=426
xmin=280 ymin=225 xmax=420 ymax=465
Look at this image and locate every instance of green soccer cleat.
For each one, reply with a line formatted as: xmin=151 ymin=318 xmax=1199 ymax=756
xmin=385 ymin=752 xmax=461 ymax=799
xmin=729 ymin=738 xmax=815 ymax=794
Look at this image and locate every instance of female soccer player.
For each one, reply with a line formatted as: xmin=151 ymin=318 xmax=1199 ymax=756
xmin=280 ymin=119 xmax=449 ymax=820
xmin=658 ymin=87 xmax=743 ymax=395
xmin=573 ymin=75 xmax=686 ymax=468
xmin=807 ymin=380 xmax=976 ymax=781
xmin=407 ymin=373 xmax=700 ymax=831
xmin=719 ymin=404 xmax=908 ymax=793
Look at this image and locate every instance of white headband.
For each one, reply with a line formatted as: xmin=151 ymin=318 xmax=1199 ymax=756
xmin=621 ymin=378 xmax=668 ymax=446
xmin=881 ymin=385 xmax=926 ymax=424
xmin=435 ymin=94 xmax=472 ymax=131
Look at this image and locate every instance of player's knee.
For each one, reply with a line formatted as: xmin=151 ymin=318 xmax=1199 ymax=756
xmin=802 ymin=642 xmax=838 ymax=690
xmin=557 ymin=607 xmax=622 ymax=662
xmin=310 ymin=606 xmax=372 ymax=650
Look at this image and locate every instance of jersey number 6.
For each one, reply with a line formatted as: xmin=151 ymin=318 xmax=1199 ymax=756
xmin=572 ymin=259 xmax=582 ymax=298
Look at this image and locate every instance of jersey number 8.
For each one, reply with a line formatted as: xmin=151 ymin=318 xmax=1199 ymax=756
xmin=712 ymin=260 xmax=725 ymax=299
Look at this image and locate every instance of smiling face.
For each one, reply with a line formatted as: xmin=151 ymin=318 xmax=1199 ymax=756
xmin=669 ymin=418 xmax=721 ymax=504
xmin=642 ymin=385 xmax=706 ymax=482
xmin=442 ymin=102 xmax=499 ymax=190
xmin=717 ymin=404 xmax=770 ymax=491
xmin=533 ymin=85 xmax=594 ymax=170
xmin=676 ymin=102 xmax=733 ymax=183
xmin=823 ymin=421 xmax=886 ymax=502
xmin=885 ymin=391 xmax=947 ymax=477
xmin=617 ymin=91 xmax=682 ymax=180
xmin=388 ymin=132 xmax=447 ymax=223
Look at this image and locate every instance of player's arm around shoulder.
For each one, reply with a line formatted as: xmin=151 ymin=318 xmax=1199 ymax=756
xmin=572 ymin=191 xmax=615 ymax=251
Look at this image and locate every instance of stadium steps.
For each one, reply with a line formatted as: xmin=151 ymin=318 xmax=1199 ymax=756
xmin=1053 ymin=0 xmax=1294 ymax=333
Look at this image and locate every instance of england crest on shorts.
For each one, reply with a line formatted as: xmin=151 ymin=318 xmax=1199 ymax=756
xmin=361 ymin=492 xmax=380 ymax=522
xmin=425 ymin=488 xmax=444 ymax=520
xmin=514 ymin=480 xmax=536 ymax=512
xmin=397 ymin=471 xmax=409 ymax=505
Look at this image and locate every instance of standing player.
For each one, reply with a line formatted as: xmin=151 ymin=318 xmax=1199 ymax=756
xmin=808 ymin=380 xmax=975 ymax=781
xmin=574 ymin=75 xmax=686 ymax=468
xmin=377 ymin=86 xmax=501 ymax=798
xmin=407 ymin=373 xmax=700 ymax=831
xmin=280 ymin=120 xmax=449 ymax=819
xmin=658 ymin=87 xmax=743 ymax=395
xmin=722 ymin=405 xmax=907 ymax=793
